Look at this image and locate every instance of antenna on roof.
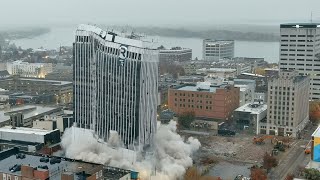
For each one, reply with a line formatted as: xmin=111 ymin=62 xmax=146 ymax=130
xmin=311 ymin=12 xmax=313 ymax=23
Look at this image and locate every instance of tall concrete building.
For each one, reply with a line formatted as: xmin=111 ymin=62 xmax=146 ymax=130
xmin=263 ymin=70 xmax=309 ymax=137
xmin=73 ymin=24 xmax=158 ymax=148
xmin=203 ymin=39 xmax=234 ymax=61
xmin=279 ymin=23 xmax=320 ymax=99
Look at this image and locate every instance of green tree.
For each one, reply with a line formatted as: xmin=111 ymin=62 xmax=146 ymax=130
xmin=178 ymin=111 xmax=195 ymax=128
xmin=304 ymin=168 xmax=320 ymax=180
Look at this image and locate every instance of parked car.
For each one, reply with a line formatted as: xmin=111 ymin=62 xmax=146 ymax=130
xmin=9 ymin=164 xmax=21 ymax=172
xmin=16 ymin=153 xmax=26 ymax=159
xmin=50 ymin=158 xmax=61 ymax=164
xmin=218 ymin=129 xmax=236 ymax=136
xmin=40 ymin=157 xmax=49 ymax=163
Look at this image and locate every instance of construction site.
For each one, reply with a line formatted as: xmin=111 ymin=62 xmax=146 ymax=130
xmin=184 ymin=132 xmax=305 ymax=179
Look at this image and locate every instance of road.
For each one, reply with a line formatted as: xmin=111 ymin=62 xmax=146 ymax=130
xmin=268 ymin=139 xmax=309 ymax=180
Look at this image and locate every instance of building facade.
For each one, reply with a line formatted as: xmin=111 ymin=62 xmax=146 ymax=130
xmin=203 ymin=39 xmax=234 ymax=61
xmin=183 ymin=63 xmax=197 ymax=75
xmin=6 ymin=60 xmax=53 ymax=78
xmin=159 ymin=47 xmax=192 ymax=62
xmin=234 ymin=102 xmax=267 ymax=133
xmin=263 ymin=70 xmax=309 ymax=137
xmin=74 ymin=24 xmax=158 ymax=148
xmin=168 ymin=83 xmax=239 ymax=120
xmin=279 ymin=23 xmax=320 ymax=99
xmin=0 ymin=77 xmax=72 ymax=104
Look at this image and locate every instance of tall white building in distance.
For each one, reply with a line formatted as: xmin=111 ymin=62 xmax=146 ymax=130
xmin=279 ymin=23 xmax=320 ymax=99
xmin=263 ymin=70 xmax=309 ymax=137
xmin=6 ymin=60 xmax=53 ymax=78
xmin=73 ymin=24 xmax=159 ymax=149
xmin=203 ymin=39 xmax=234 ymax=61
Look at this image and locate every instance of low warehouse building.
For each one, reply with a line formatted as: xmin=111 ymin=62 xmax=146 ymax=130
xmin=0 ymin=126 xmax=60 ymax=152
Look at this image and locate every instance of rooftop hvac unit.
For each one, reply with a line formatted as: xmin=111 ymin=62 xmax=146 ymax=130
xmin=10 ymin=112 xmax=24 ymax=128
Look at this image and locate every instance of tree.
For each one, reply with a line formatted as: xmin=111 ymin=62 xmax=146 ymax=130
xmin=250 ymin=168 xmax=267 ymax=180
xmin=159 ymin=61 xmax=185 ymax=79
xmin=304 ymin=168 xmax=320 ymax=180
xmin=178 ymin=111 xmax=195 ymax=128
xmin=285 ymin=174 xmax=294 ymax=180
xmin=184 ymin=167 xmax=200 ymax=180
xmin=184 ymin=167 xmax=221 ymax=180
xmin=309 ymin=101 xmax=320 ymax=124
xmin=263 ymin=152 xmax=278 ymax=172
xmin=157 ymin=45 xmax=166 ymax=50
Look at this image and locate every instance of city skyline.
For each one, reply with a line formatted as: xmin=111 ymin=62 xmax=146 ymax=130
xmin=1 ymin=1 xmax=320 ymax=177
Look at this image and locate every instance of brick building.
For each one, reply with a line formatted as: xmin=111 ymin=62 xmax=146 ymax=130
xmin=168 ymin=83 xmax=240 ymax=120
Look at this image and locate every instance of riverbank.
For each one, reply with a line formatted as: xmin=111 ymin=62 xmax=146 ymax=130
xmin=0 ymin=27 xmax=50 ymax=41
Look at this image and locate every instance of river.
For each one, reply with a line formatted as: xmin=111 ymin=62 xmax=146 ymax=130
xmin=12 ymin=27 xmax=280 ymax=63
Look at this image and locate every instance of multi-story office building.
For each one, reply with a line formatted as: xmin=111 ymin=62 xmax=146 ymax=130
xmin=159 ymin=47 xmax=192 ymax=62
xmin=262 ymin=70 xmax=309 ymax=137
xmin=203 ymin=39 xmax=234 ymax=61
xmin=279 ymin=23 xmax=320 ymax=99
xmin=168 ymin=82 xmax=239 ymax=120
xmin=234 ymin=102 xmax=267 ymax=133
xmin=0 ymin=76 xmax=72 ymax=104
xmin=74 ymin=24 xmax=158 ymax=148
xmin=45 ymin=64 xmax=73 ymax=81
xmin=182 ymin=62 xmax=197 ymax=75
xmin=6 ymin=60 xmax=53 ymax=78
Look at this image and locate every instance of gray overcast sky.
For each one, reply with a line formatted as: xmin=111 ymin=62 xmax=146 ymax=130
xmin=1 ymin=0 xmax=320 ymax=27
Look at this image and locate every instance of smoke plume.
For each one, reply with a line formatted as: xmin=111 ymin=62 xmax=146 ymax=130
xmin=61 ymin=121 xmax=201 ymax=180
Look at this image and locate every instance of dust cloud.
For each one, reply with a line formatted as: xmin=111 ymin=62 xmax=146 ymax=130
xmin=61 ymin=121 xmax=201 ymax=180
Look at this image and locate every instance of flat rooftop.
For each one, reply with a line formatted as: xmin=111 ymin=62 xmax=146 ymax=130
xmin=0 ymin=149 xmax=102 ymax=180
xmin=312 ymin=126 xmax=320 ymax=138
xmin=234 ymin=84 xmax=249 ymax=92
xmin=0 ymin=126 xmax=57 ymax=136
xmin=264 ymin=68 xmax=279 ymax=71
xmin=197 ymin=68 xmax=236 ymax=73
xmin=204 ymin=39 xmax=234 ymax=44
xmin=176 ymin=82 xmax=223 ymax=93
xmin=104 ymin=167 xmax=131 ymax=180
xmin=235 ymin=103 xmax=267 ymax=114
xmin=240 ymin=72 xmax=265 ymax=78
xmin=19 ymin=78 xmax=72 ymax=86
xmin=0 ymin=105 xmax=60 ymax=123
xmin=0 ymin=148 xmax=130 ymax=180
xmin=281 ymin=23 xmax=320 ymax=28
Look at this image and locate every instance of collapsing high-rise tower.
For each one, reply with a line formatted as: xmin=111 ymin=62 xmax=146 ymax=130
xmin=73 ymin=24 xmax=158 ymax=149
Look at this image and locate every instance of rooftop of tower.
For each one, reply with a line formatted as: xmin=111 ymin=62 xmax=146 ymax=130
xmin=76 ymin=24 xmax=157 ymax=49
